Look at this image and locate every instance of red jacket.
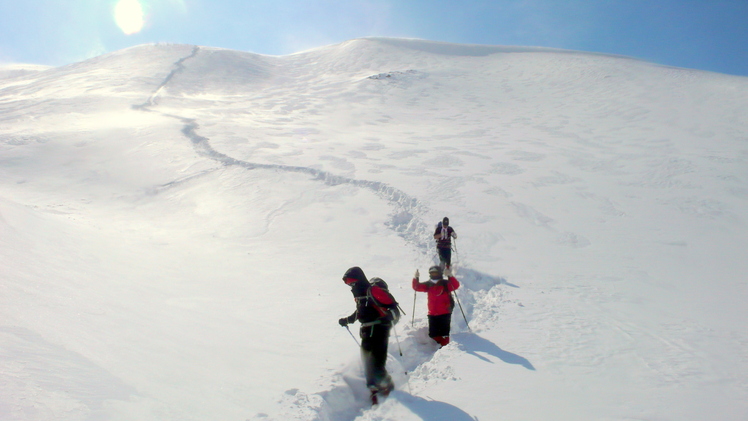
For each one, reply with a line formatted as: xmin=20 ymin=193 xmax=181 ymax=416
xmin=412 ymin=276 xmax=460 ymax=316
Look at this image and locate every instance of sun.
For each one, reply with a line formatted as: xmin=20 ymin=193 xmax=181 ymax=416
xmin=114 ymin=0 xmax=145 ymax=35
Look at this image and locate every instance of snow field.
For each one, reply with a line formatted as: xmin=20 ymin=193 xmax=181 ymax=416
xmin=1 ymin=38 xmax=747 ymax=420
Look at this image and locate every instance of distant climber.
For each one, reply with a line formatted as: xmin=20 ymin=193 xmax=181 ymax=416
xmin=434 ymin=217 xmax=457 ymax=268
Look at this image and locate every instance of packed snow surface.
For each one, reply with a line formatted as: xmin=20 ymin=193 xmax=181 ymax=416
xmin=1 ymin=38 xmax=747 ymax=420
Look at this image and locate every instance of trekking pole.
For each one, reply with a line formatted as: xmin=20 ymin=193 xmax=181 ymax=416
xmin=452 ymin=290 xmax=472 ymax=332
xmin=393 ymin=325 xmax=413 ymax=394
xmin=392 ymin=326 xmax=412 ymax=395
xmin=345 ymin=325 xmax=360 ymax=346
xmin=452 ymin=239 xmax=458 ymax=268
xmin=411 ymin=291 xmax=417 ymax=326
xmin=411 ymin=268 xmax=419 ymax=326
xmin=392 ymin=326 xmax=403 ymax=357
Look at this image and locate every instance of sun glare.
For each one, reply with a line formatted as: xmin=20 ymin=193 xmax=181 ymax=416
xmin=114 ymin=0 xmax=145 ymax=35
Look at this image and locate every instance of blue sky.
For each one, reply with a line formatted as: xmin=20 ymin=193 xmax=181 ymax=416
xmin=1 ymin=0 xmax=747 ymax=76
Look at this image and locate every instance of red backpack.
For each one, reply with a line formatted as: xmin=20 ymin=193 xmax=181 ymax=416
xmin=367 ymin=278 xmax=403 ymax=325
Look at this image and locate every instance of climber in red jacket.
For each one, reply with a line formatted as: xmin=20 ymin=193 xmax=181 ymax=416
xmin=412 ymin=265 xmax=460 ymax=347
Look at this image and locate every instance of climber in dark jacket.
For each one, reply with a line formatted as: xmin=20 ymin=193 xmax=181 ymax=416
xmin=434 ymin=217 xmax=457 ymax=268
xmin=339 ymin=266 xmax=395 ymax=394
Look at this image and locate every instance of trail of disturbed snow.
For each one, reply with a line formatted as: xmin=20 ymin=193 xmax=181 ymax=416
xmin=134 ymin=46 xmax=431 ymax=253
xmin=133 ymin=45 xmax=200 ymax=109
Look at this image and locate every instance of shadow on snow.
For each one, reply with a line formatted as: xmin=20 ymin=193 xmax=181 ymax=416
xmin=453 ymin=333 xmax=535 ymax=371
xmin=392 ymin=391 xmax=478 ymax=421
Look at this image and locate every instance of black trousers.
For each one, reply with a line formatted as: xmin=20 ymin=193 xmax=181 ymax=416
xmin=437 ymin=247 xmax=452 ymax=267
xmin=428 ymin=313 xmax=452 ymax=338
xmin=360 ymin=323 xmax=391 ymax=388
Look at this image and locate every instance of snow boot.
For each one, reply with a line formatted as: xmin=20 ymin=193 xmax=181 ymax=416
xmin=433 ymin=336 xmax=450 ymax=347
xmin=369 ymin=375 xmax=394 ymax=405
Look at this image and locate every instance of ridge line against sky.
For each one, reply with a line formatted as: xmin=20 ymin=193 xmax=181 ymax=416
xmin=0 ymin=0 xmax=747 ymax=77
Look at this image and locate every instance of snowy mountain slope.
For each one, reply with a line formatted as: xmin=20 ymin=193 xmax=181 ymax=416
xmin=1 ymin=38 xmax=747 ymax=420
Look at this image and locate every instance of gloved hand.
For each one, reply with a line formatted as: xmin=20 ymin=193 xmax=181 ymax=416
xmin=338 ymin=317 xmax=349 ymax=327
xmin=444 ymin=267 xmax=453 ymax=277
xmin=414 ymin=269 xmax=420 ymax=280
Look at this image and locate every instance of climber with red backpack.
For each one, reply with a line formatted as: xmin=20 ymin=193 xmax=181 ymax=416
xmin=339 ymin=266 xmax=401 ymax=403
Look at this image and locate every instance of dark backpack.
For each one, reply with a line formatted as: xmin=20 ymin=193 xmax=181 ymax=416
xmin=368 ymin=277 xmax=404 ymax=325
